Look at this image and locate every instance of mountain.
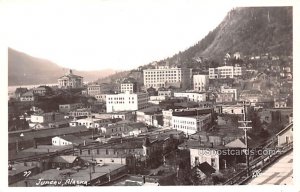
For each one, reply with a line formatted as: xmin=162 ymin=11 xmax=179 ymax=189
xmin=8 ymin=48 xmax=116 ymax=86
xmin=165 ymin=6 xmax=292 ymax=67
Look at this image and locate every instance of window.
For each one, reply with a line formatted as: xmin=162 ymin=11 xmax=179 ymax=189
xmin=106 ymin=149 xmax=109 ymax=155
xmin=211 ymin=158 xmax=216 ymax=167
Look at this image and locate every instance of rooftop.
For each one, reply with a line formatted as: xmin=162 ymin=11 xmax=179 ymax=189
xmin=9 ymin=126 xmax=88 ymax=144
xmin=51 ymin=156 xmax=79 ymax=164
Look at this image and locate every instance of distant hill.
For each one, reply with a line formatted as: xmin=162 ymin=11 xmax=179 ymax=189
xmin=166 ymin=7 xmax=292 ymax=66
xmin=8 ymin=48 xmax=116 ymax=86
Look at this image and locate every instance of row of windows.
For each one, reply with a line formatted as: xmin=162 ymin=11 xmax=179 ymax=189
xmin=107 ymin=101 xmax=135 ymax=104
xmin=173 ymin=119 xmax=196 ymax=125
xmin=144 ymin=70 xmax=180 ymax=74
xmin=108 ymin=97 xmax=135 ymax=100
xmin=88 ymin=87 xmax=101 ymax=90
xmin=174 ymin=124 xmax=196 ymax=130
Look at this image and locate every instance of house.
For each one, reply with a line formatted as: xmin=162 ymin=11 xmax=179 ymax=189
xmin=49 ymin=156 xmax=83 ymax=169
xmin=190 ymin=147 xmax=222 ymax=170
xmin=192 ymin=162 xmax=216 ymax=180
xmin=15 ymin=87 xmax=28 ymax=100
xmin=32 ymin=86 xmax=52 ymax=96
xmin=277 ymin=123 xmax=293 ymax=147
xmin=20 ymin=91 xmax=36 ymax=102
xmin=52 ymin=135 xmax=95 ymax=146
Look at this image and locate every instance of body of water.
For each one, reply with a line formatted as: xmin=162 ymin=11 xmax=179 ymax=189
xmin=8 ymin=83 xmax=58 ymax=94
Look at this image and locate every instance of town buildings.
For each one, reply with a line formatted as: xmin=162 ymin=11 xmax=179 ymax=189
xmin=193 ymin=75 xmax=209 ymax=91
xmin=121 ymin=78 xmax=137 ymax=94
xmin=172 ymin=113 xmax=211 ymax=135
xmin=87 ymin=83 xmax=111 ymax=96
xmin=174 ymin=92 xmax=207 ymax=103
xmin=58 ymin=70 xmax=83 ymax=89
xmin=59 ymin=103 xmax=83 ymax=113
xmin=143 ymin=66 xmax=192 ymax=90
xmin=209 ymin=65 xmax=244 ymax=79
xmin=190 ymin=147 xmax=221 ymax=170
xmin=20 ymin=91 xmax=36 ymax=102
xmin=30 ymin=112 xmax=65 ymax=124
xmin=106 ymin=92 xmax=149 ymax=113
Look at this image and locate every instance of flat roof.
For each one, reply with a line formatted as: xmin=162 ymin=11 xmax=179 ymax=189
xmin=21 ymin=145 xmax=72 ymax=153
xmin=9 ymin=126 xmax=88 ymax=144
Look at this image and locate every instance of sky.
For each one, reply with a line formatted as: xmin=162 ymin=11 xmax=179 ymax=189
xmin=2 ymin=0 xmax=236 ymax=71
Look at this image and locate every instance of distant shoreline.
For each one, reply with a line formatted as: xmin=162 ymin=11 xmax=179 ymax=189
xmin=8 ymin=83 xmax=58 ymax=93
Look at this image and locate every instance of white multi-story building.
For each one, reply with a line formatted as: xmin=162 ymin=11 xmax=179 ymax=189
xmin=143 ymin=66 xmax=192 ymax=89
xmin=193 ymin=75 xmax=209 ymax=91
xmin=172 ymin=113 xmax=211 ymax=135
xmin=174 ymin=92 xmax=207 ymax=102
xmin=209 ymin=66 xmax=244 ymax=79
xmin=106 ymin=92 xmax=149 ymax=113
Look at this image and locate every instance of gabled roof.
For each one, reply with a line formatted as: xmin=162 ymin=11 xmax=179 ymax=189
xmin=195 ymin=162 xmax=216 ymax=176
xmin=56 ymin=135 xmax=94 ymax=145
xmin=225 ymin=138 xmax=246 ymax=148
xmin=21 ymin=91 xmax=35 ymax=97
xmin=15 ymin=87 xmax=28 ymax=94
xmin=51 ymin=156 xmax=78 ymax=164
xmin=225 ymin=137 xmax=256 ymax=148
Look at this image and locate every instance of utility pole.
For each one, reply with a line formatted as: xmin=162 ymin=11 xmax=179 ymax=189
xmin=238 ymin=101 xmax=252 ymax=177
